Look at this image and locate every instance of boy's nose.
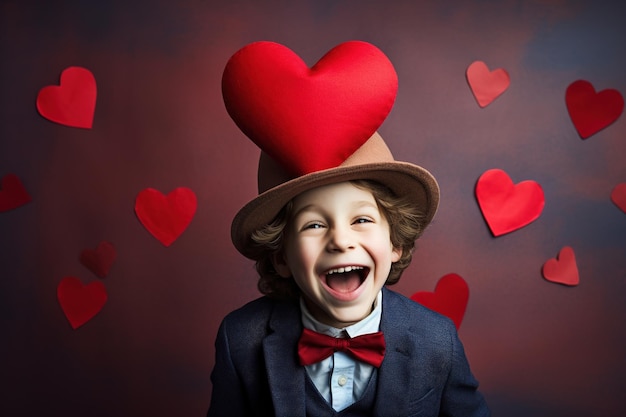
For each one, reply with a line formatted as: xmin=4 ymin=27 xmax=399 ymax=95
xmin=326 ymin=226 xmax=355 ymax=252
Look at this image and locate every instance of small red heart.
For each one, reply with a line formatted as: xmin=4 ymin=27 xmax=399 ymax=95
xmin=542 ymin=246 xmax=579 ymax=286
xmin=476 ymin=169 xmax=545 ymax=237
xmin=611 ymin=183 xmax=626 ymax=213
xmin=36 ymin=66 xmax=97 ymax=129
xmin=411 ymin=273 xmax=469 ymax=329
xmin=80 ymin=241 xmax=117 ymax=278
xmin=0 ymin=173 xmax=31 ymax=212
xmin=57 ymin=277 xmax=108 ymax=329
xmin=135 ymin=187 xmax=197 ymax=247
xmin=466 ymin=61 xmax=510 ymax=108
xmin=565 ymin=80 xmax=624 ymax=139
xmin=222 ymin=41 xmax=398 ymax=175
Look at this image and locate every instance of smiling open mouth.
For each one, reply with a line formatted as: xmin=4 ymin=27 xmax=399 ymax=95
xmin=324 ymin=266 xmax=369 ymax=293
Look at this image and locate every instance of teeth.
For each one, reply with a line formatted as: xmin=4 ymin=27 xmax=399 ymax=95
xmin=326 ymin=266 xmax=364 ymax=275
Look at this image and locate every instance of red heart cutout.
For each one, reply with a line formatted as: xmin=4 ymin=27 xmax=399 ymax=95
xmin=611 ymin=183 xmax=626 ymax=213
xmin=222 ymin=41 xmax=398 ymax=175
xmin=466 ymin=61 xmax=510 ymax=108
xmin=476 ymin=169 xmax=545 ymax=237
xmin=135 ymin=187 xmax=197 ymax=247
xmin=565 ymin=80 xmax=624 ymax=139
xmin=542 ymin=246 xmax=579 ymax=286
xmin=411 ymin=273 xmax=469 ymax=329
xmin=36 ymin=66 xmax=97 ymax=129
xmin=57 ymin=277 xmax=108 ymax=329
xmin=80 ymin=241 xmax=117 ymax=278
xmin=0 ymin=173 xmax=31 ymax=212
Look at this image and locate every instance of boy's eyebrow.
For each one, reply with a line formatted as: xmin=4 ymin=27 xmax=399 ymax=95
xmin=292 ymin=200 xmax=379 ymax=219
xmin=352 ymin=200 xmax=379 ymax=210
xmin=291 ymin=204 xmax=323 ymax=220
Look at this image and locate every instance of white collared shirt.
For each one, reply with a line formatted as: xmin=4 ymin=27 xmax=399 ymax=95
xmin=300 ymin=291 xmax=383 ymax=411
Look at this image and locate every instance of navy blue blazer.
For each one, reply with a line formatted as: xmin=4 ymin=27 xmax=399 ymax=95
xmin=207 ymin=287 xmax=490 ymax=417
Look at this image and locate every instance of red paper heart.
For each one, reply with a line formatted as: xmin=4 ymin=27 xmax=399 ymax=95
xmin=0 ymin=173 xmax=31 ymax=212
xmin=542 ymin=246 xmax=579 ymax=286
xmin=565 ymin=80 xmax=624 ymax=139
xmin=57 ymin=277 xmax=108 ymax=329
xmin=80 ymin=241 xmax=116 ymax=278
xmin=611 ymin=183 xmax=626 ymax=213
xmin=410 ymin=273 xmax=469 ymax=329
xmin=36 ymin=66 xmax=97 ymax=129
xmin=222 ymin=41 xmax=398 ymax=175
xmin=466 ymin=61 xmax=510 ymax=108
xmin=135 ymin=187 xmax=197 ymax=247
xmin=476 ymin=169 xmax=545 ymax=237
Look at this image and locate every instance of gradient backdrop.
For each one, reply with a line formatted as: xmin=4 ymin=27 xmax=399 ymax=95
xmin=1 ymin=1 xmax=625 ymax=416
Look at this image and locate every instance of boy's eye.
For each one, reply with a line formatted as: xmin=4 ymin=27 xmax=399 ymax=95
xmin=353 ymin=217 xmax=373 ymax=224
xmin=303 ymin=222 xmax=325 ymax=230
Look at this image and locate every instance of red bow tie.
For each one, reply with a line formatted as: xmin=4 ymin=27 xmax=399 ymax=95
xmin=297 ymin=328 xmax=386 ymax=368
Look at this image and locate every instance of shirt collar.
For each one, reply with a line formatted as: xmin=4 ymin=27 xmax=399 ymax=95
xmin=300 ymin=291 xmax=383 ymax=338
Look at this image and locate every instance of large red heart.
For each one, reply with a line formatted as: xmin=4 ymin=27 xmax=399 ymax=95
xmin=542 ymin=246 xmax=579 ymax=286
xmin=411 ymin=273 xmax=469 ymax=329
xmin=57 ymin=277 xmax=108 ymax=330
xmin=466 ymin=61 xmax=510 ymax=108
xmin=134 ymin=187 xmax=197 ymax=247
xmin=80 ymin=241 xmax=117 ymax=278
xmin=222 ymin=41 xmax=398 ymax=175
xmin=565 ymin=80 xmax=624 ymax=139
xmin=36 ymin=66 xmax=97 ymax=129
xmin=0 ymin=173 xmax=31 ymax=212
xmin=611 ymin=183 xmax=626 ymax=213
xmin=476 ymin=169 xmax=545 ymax=237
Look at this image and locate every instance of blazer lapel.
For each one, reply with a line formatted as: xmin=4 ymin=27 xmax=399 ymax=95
xmin=373 ymin=288 xmax=418 ymax=416
xmin=263 ymin=299 xmax=307 ymax=417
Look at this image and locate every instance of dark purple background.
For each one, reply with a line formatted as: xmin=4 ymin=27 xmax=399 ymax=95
xmin=1 ymin=1 xmax=625 ymax=416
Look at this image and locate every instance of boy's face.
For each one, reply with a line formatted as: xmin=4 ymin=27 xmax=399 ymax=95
xmin=274 ymin=181 xmax=401 ymax=328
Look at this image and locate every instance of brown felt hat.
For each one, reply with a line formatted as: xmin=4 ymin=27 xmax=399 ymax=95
xmin=231 ymin=131 xmax=440 ymax=259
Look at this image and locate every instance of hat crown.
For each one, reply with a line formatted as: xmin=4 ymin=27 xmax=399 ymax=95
xmin=258 ymin=132 xmax=394 ymax=194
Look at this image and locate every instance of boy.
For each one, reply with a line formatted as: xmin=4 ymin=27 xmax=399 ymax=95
xmin=207 ymin=130 xmax=490 ymax=416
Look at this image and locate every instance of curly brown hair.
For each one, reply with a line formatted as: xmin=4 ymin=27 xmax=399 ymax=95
xmin=250 ymin=180 xmax=427 ymax=299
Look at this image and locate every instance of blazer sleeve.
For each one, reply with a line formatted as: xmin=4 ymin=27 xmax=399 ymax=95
xmin=206 ymin=320 xmax=248 ymax=417
xmin=439 ymin=325 xmax=490 ymax=417
xmin=207 ymin=300 xmax=277 ymax=417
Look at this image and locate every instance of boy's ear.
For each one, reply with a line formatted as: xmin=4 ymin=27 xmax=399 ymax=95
xmin=391 ymin=246 xmax=402 ymax=263
xmin=272 ymin=253 xmax=292 ymax=278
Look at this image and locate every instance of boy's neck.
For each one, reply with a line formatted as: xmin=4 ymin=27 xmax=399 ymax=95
xmin=299 ymin=291 xmax=383 ymax=336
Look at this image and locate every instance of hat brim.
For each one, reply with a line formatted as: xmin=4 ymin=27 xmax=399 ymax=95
xmin=231 ymin=161 xmax=440 ymax=259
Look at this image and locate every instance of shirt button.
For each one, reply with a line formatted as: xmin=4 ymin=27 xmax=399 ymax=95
xmin=338 ymin=375 xmax=348 ymax=386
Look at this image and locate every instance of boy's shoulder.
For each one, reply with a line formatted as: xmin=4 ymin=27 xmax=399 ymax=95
xmin=382 ymin=288 xmax=457 ymax=332
xmin=219 ymin=295 xmax=300 ymax=333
